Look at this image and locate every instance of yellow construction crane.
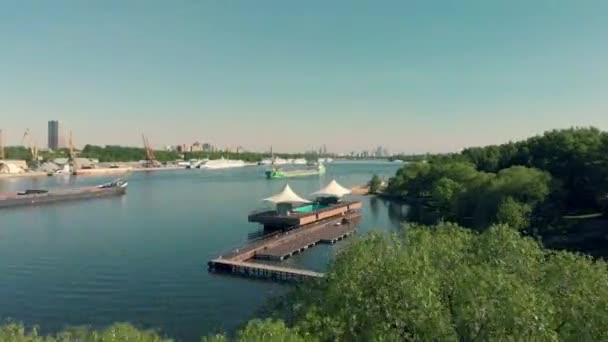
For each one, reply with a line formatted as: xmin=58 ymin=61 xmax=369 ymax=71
xmin=142 ymin=134 xmax=158 ymax=167
xmin=22 ymin=129 xmax=39 ymax=168
xmin=68 ymin=130 xmax=78 ymax=174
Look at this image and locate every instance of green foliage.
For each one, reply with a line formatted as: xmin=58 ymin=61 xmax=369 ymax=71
xmin=79 ymin=145 xmax=181 ymax=163
xmin=282 ymin=224 xmax=608 ymax=341
xmin=4 ymin=146 xmax=32 ymax=161
xmin=0 ymin=323 xmax=170 ymax=342
xmin=460 ymin=127 xmax=608 ymax=212
xmin=368 ymin=174 xmax=382 ymax=194
xmin=388 ymin=160 xmax=551 ymax=231
xmin=495 ymin=197 xmax=532 ymax=230
xmin=235 ymin=319 xmax=308 ymax=342
xmin=387 ymin=128 xmax=608 ymax=254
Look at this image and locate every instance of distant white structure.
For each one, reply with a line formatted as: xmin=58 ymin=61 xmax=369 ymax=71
xmin=264 ymin=184 xmax=311 ymax=204
xmin=52 ymin=158 xmax=98 ymax=169
xmin=312 ymin=180 xmax=351 ymax=199
xmin=199 ymin=158 xmax=245 ymax=169
xmin=0 ymin=160 xmax=27 ymax=174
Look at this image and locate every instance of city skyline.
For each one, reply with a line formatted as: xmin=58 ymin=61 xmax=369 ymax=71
xmin=1 ymin=1 xmax=607 ymax=153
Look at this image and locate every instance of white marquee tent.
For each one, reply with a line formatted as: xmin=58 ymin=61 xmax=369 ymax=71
xmin=264 ymin=184 xmax=311 ymax=204
xmin=312 ymin=179 xmax=351 ymax=198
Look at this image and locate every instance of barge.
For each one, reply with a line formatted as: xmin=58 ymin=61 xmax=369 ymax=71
xmin=265 ymin=163 xmax=325 ymax=179
xmin=0 ymin=179 xmax=128 ymax=209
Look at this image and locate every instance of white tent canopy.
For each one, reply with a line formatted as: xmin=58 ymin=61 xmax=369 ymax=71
xmin=312 ymin=179 xmax=351 ymax=198
xmin=264 ymin=184 xmax=311 ymax=204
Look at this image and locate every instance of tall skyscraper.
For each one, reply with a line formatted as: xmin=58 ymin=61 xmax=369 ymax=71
xmin=48 ymin=120 xmax=60 ymax=150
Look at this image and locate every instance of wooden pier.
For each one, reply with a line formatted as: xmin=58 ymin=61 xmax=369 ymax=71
xmin=208 ymin=259 xmax=324 ymax=282
xmin=208 ymin=210 xmax=361 ymax=282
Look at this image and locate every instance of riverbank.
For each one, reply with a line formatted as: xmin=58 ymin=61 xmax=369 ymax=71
xmin=0 ymin=172 xmax=47 ymax=179
xmin=350 ymin=185 xmax=370 ymax=195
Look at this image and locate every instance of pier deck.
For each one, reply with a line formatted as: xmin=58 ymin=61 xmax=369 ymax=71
xmin=255 ymin=221 xmax=357 ymax=260
xmin=208 ymin=208 xmax=361 ymax=281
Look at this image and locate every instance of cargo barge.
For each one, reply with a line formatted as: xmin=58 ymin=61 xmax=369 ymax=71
xmin=265 ymin=163 xmax=325 ymax=179
xmin=0 ymin=179 xmax=128 ymax=209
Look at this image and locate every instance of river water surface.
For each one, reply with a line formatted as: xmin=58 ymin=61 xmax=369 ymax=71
xmin=0 ymin=162 xmax=405 ymax=341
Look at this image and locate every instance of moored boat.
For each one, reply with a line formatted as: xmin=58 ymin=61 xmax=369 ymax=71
xmin=199 ymin=158 xmax=246 ymax=169
xmin=265 ymin=163 xmax=325 ymax=179
xmin=0 ymin=179 xmax=128 ymax=209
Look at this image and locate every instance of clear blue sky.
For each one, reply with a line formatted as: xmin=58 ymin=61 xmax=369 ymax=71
xmin=1 ymin=0 xmax=607 ymax=153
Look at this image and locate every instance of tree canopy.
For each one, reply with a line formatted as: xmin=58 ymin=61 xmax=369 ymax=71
xmin=385 ymin=128 xmax=608 ymax=254
xmin=279 ymin=224 xmax=608 ymax=341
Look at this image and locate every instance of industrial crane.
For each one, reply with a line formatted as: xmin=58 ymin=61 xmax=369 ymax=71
xmin=142 ymin=134 xmax=158 ymax=168
xmin=22 ymin=129 xmax=40 ymax=168
xmin=68 ymin=130 xmax=78 ymax=174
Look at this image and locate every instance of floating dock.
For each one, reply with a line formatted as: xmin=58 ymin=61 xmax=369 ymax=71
xmin=208 ymin=211 xmax=361 ymax=282
xmin=208 ymin=259 xmax=324 ymax=282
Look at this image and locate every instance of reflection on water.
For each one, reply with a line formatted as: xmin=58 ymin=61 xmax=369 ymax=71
xmin=387 ymin=200 xmax=409 ymax=229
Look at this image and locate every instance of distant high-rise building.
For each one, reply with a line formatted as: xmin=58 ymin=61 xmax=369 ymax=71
xmin=48 ymin=120 xmax=61 ymax=150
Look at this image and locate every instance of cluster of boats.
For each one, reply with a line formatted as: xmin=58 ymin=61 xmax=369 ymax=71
xmin=173 ymin=157 xmax=332 ymax=179
xmin=177 ymin=158 xmax=248 ymax=169
xmin=0 ymin=156 xmax=334 ymax=209
xmin=258 ymin=157 xmax=333 ymax=166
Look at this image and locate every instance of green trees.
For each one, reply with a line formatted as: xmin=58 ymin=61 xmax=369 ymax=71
xmin=495 ymin=197 xmax=532 ymax=230
xmin=386 ymin=127 xmax=608 ymax=243
xmin=368 ymin=174 xmax=382 ymax=194
xmin=460 ymin=127 xmax=608 ymax=214
xmin=387 ymin=160 xmax=551 ymax=231
xmin=80 ymin=145 xmax=181 ymax=163
xmin=0 ymin=323 xmax=170 ymax=342
xmin=280 ymin=224 xmax=608 ymax=341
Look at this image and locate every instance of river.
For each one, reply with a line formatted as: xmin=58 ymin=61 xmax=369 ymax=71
xmin=0 ymin=161 xmax=406 ymax=341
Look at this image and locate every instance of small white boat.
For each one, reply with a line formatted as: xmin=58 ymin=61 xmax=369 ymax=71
xmin=292 ymin=158 xmax=307 ymax=165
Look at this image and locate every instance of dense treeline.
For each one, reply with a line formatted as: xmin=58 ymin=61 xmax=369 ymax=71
xmin=458 ymin=127 xmax=608 ymax=213
xmin=79 ymin=145 xmax=180 ymax=163
xmin=3 ymin=146 xmax=68 ymax=163
xmin=5 ymin=224 xmax=608 ymax=341
xmin=386 ymin=128 xmax=608 ymax=241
